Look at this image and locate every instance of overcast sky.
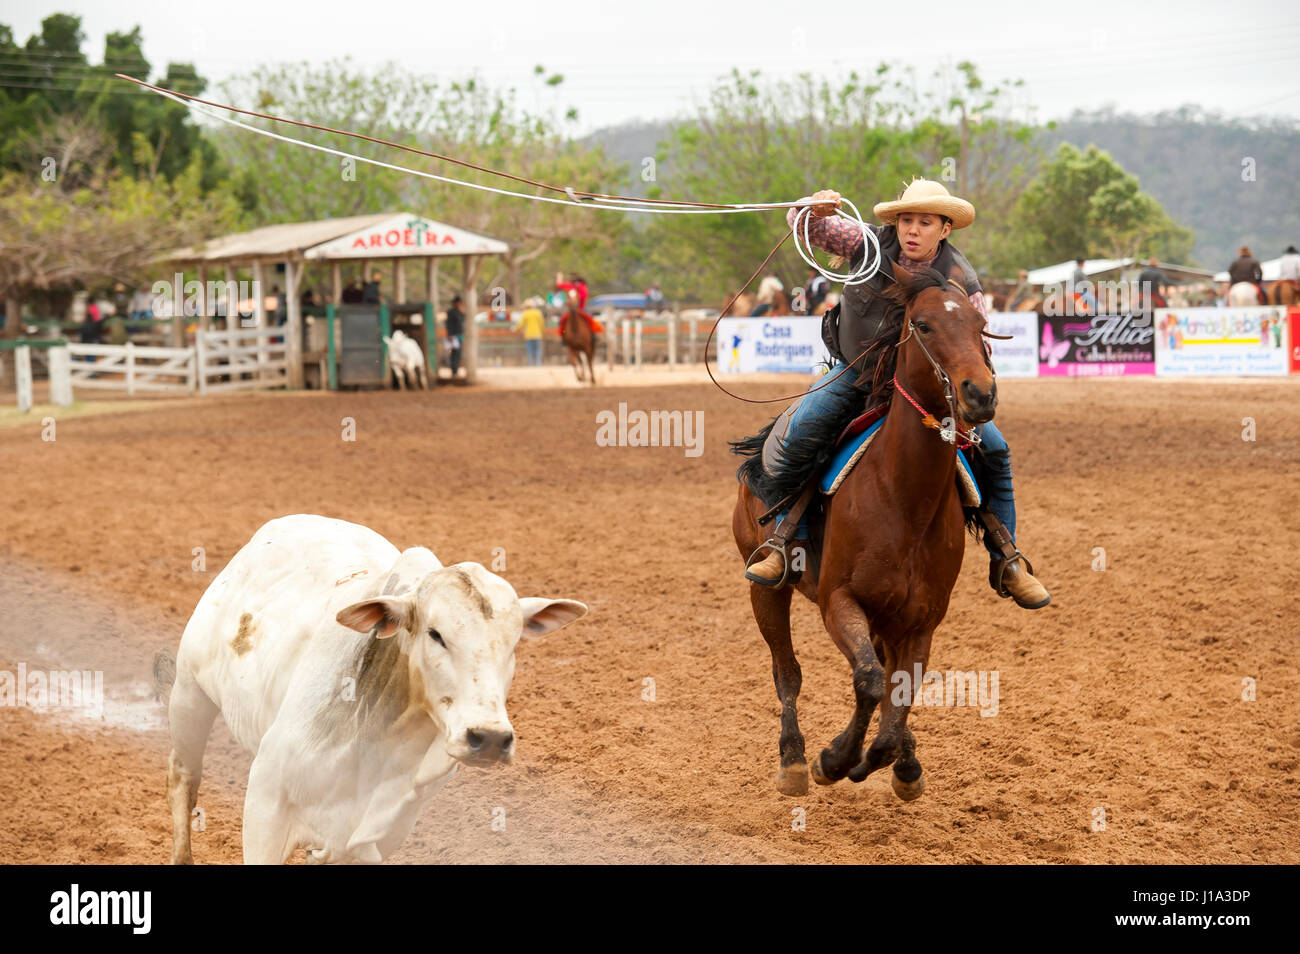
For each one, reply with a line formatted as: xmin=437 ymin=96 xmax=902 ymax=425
xmin=4 ymin=0 xmax=1299 ymax=133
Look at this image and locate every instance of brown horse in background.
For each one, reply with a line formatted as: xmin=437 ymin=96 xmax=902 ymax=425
xmin=1266 ymin=281 xmax=1300 ymax=307
xmin=561 ymin=291 xmax=597 ymax=385
xmin=732 ymin=262 xmax=998 ymax=799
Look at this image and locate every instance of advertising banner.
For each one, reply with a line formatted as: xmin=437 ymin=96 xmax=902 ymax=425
xmin=1037 ymin=314 xmax=1156 ymax=376
xmin=716 ymin=316 xmax=829 ymax=373
xmin=985 ymin=312 xmax=1038 ymax=378
xmin=1154 ymin=307 xmax=1289 ymax=376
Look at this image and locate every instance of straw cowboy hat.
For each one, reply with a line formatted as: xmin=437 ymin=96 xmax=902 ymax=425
xmin=873 ymin=179 xmax=975 ymax=229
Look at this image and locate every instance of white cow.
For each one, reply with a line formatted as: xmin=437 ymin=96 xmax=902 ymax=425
xmin=384 ymin=329 xmax=428 ymax=389
xmin=166 ymin=514 xmax=586 ymax=864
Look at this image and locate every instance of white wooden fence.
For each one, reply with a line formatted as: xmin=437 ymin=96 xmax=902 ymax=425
xmin=67 ymin=342 xmax=195 ymax=394
xmin=196 ymin=328 xmax=288 ymax=394
xmin=55 ymin=330 xmax=288 ymax=396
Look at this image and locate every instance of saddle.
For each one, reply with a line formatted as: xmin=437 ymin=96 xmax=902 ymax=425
xmin=761 ymin=403 xmax=981 ymax=506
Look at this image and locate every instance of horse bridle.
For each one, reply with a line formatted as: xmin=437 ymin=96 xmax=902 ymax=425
xmin=892 ymin=279 xmax=1003 ymax=449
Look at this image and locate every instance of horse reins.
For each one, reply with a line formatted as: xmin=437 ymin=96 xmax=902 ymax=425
xmin=891 ymin=279 xmax=993 ymax=450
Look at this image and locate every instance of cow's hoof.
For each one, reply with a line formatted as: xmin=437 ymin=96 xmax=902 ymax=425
xmin=810 ymin=755 xmax=838 ymax=787
xmin=775 ymin=762 xmax=809 ymax=796
xmin=891 ymin=771 xmax=926 ymax=802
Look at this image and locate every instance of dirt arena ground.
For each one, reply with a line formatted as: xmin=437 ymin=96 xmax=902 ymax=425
xmin=1 ymin=373 xmax=1297 ymax=864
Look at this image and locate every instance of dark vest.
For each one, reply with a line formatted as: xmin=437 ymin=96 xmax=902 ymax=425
xmin=821 ymin=224 xmax=981 ymax=387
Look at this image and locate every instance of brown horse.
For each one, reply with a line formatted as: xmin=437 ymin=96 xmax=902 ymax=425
xmin=561 ymin=291 xmax=597 ymax=385
xmin=731 ymin=262 xmax=998 ymax=799
xmin=1266 ymin=280 xmax=1300 ymax=307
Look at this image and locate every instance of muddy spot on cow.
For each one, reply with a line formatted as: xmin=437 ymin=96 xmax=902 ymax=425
xmin=230 ymin=612 xmax=256 ymax=656
xmin=449 ymin=568 xmax=494 ymax=619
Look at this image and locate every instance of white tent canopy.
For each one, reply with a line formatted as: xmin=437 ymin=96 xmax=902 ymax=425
xmin=1026 ymin=259 xmax=1131 ymax=285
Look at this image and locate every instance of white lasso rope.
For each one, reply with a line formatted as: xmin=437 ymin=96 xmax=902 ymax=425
xmin=154 ymin=85 xmax=877 ymax=287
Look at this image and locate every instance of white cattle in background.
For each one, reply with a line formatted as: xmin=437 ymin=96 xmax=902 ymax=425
xmin=384 ymin=329 xmax=428 ymax=389
xmin=166 ymin=514 xmax=586 ymax=864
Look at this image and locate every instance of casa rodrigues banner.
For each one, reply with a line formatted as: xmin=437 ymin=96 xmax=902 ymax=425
xmin=1037 ymin=313 xmax=1155 ymax=376
xmin=716 ymin=316 xmax=830 ymax=373
xmin=985 ymin=312 xmax=1038 ymax=378
xmin=1154 ymin=307 xmax=1290 ymax=376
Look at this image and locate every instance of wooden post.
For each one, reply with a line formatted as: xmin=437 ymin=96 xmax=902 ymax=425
xmin=326 ymin=305 xmax=338 ymax=391
xmin=689 ymin=311 xmax=698 ymax=364
xmin=15 ymin=345 xmax=32 ymax=413
xmin=196 ymin=330 xmax=208 ymax=395
xmin=463 ymin=255 xmax=480 ymax=384
xmin=604 ymin=306 xmax=615 ymax=370
xmin=197 ymin=265 xmax=209 ymax=333
xmin=331 ymin=262 xmax=342 ymax=305
xmin=380 ymin=304 xmax=391 ymax=387
xmin=285 ymin=259 xmax=303 ymax=388
xmin=171 ymin=270 xmax=186 ymax=348
xmin=634 ymin=318 xmax=643 ymax=371
xmin=48 ymin=345 xmax=73 ymax=407
xmin=252 ymin=261 xmax=267 ymax=377
xmin=126 ymin=341 xmax=136 ymax=396
xmin=621 ymin=320 xmax=631 ymax=369
xmin=667 ymin=306 xmax=677 ymax=369
xmin=225 ymin=265 xmax=237 ymax=330
xmin=394 ymin=257 xmax=405 ymax=305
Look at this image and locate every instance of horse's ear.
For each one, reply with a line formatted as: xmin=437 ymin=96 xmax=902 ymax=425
xmin=886 ymin=261 xmax=913 ymax=305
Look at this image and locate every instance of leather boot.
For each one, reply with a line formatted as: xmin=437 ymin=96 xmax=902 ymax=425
xmin=989 ymin=554 xmax=1051 ymax=609
xmin=745 ymin=546 xmax=788 ymax=586
xmin=978 ymin=507 xmax=1051 ymax=610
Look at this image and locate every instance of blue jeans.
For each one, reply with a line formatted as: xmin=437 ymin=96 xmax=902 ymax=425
xmin=525 ymin=338 xmax=542 ymax=366
xmin=778 ymin=362 xmax=1018 ymax=555
xmin=975 ymin=421 xmax=1016 ymax=555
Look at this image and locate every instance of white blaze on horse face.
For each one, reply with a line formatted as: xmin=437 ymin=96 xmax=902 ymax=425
xmin=943 ymin=299 xmax=959 ymax=312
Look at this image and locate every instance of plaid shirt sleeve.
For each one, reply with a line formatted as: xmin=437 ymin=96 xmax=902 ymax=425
xmin=785 ymin=203 xmax=865 ymax=260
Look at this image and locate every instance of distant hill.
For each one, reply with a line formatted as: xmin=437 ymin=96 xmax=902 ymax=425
xmin=582 ymin=109 xmax=1300 ymax=269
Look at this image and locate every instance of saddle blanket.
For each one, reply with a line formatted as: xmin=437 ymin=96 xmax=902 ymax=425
xmin=817 ymin=412 xmax=981 ymax=506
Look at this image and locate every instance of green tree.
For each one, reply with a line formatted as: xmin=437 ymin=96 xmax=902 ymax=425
xmin=1011 ymin=143 xmax=1195 ymax=265
xmin=215 ymin=60 xmax=627 ymax=303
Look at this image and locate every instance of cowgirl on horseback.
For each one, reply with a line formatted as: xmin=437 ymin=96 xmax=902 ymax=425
xmin=744 ymin=179 xmax=1050 ymax=610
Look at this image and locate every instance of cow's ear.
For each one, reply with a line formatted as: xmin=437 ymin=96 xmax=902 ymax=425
xmin=517 ymin=598 xmax=588 ymax=639
xmin=337 ymin=598 xmax=414 ymax=639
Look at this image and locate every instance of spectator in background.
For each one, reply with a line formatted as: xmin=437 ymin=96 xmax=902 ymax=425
xmin=805 ymin=266 xmax=829 ymax=314
xmin=1227 ymin=246 xmax=1264 ymax=303
xmin=444 ymin=294 xmax=466 ymax=378
xmin=1136 ymin=257 xmax=1168 ymax=313
xmin=341 ymin=278 xmax=364 ymax=304
xmin=516 ymin=296 xmax=546 ymax=366
xmin=1071 ymin=258 xmax=1097 ymax=314
xmin=1008 ymin=269 xmax=1033 ymax=310
xmin=644 ymin=282 xmax=666 ymax=312
xmin=129 ymin=287 xmax=153 ymax=320
xmin=81 ymin=299 xmax=103 ymax=344
xmin=751 ymin=272 xmax=784 ymax=317
xmin=1277 ymin=245 xmax=1300 ymax=289
xmin=362 ymin=271 xmax=383 ymax=304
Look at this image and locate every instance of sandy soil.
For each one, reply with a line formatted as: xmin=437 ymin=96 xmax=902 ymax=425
xmin=0 ymin=376 xmax=1296 ymax=864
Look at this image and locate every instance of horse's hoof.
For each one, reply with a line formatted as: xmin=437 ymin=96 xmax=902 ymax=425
xmin=891 ymin=771 xmax=926 ymax=802
xmin=775 ymin=762 xmax=809 ymax=796
xmin=810 ymin=755 xmax=838 ymax=787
